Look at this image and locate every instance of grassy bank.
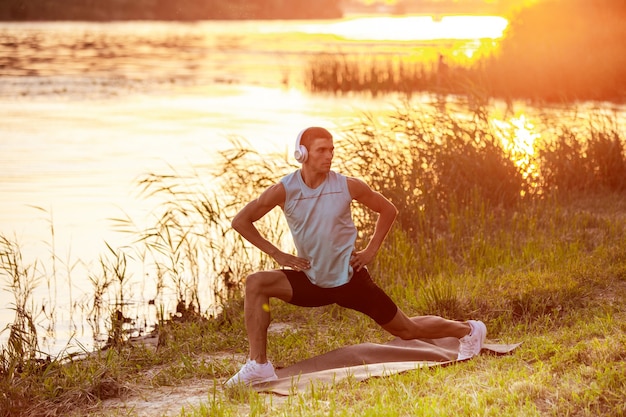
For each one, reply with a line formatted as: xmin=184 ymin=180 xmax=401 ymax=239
xmin=3 ymin=194 xmax=625 ymax=417
xmin=1 ymin=101 xmax=625 ymax=416
xmin=0 ymin=0 xmax=342 ymax=21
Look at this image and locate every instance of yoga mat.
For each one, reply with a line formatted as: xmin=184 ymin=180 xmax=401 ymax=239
xmin=253 ymin=337 xmax=521 ymax=395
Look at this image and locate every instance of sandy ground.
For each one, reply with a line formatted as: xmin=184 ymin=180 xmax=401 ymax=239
xmin=101 ymin=378 xmax=216 ymax=416
xmin=95 ymin=323 xmax=296 ymax=416
xmin=97 ymin=352 xmax=279 ymax=417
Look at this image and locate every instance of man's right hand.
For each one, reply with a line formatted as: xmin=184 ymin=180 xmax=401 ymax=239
xmin=274 ymin=252 xmax=311 ymax=271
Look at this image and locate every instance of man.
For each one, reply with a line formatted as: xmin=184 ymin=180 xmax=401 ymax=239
xmin=225 ymin=127 xmax=486 ymax=387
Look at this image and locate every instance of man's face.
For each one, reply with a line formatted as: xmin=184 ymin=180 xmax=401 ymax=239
xmin=306 ymin=137 xmax=334 ymax=172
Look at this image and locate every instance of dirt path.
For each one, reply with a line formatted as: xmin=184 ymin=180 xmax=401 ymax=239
xmin=101 ymin=378 xmax=213 ymax=416
xmin=95 ymin=323 xmax=298 ymax=416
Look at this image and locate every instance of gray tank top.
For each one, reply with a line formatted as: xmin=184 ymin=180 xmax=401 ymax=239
xmin=281 ymin=170 xmax=357 ymax=287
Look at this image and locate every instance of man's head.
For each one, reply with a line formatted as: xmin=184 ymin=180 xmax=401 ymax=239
xmin=294 ymin=127 xmax=333 ymax=163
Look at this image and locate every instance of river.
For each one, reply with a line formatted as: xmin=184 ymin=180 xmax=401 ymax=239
xmin=0 ymin=14 xmax=533 ymax=355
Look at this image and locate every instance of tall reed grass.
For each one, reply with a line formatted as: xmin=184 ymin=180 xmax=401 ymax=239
xmin=111 ymin=138 xmax=295 ymax=319
xmin=0 ymin=236 xmax=41 ymax=372
xmin=305 ymin=53 xmax=434 ymax=96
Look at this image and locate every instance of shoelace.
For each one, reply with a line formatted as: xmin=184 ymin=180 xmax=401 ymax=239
xmin=459 ymin=338 xmax=476 ymax=355
xmin=238 ymin=361 xmax=257 ymax=377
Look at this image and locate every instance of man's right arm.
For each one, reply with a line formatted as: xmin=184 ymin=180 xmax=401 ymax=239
xmin=232 ymin=184 xmax=311 ymax=270
xmin=231 ymin=183 xmax=285 ymax=258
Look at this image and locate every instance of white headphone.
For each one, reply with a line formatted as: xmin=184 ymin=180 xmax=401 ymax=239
xmin=294 ymin=128 xmax=308 ymax=163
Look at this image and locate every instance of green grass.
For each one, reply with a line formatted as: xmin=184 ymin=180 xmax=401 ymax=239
xmin=167 ymin=244 xmax=626 ymax=417
xmin=172 ymin=219 xmax=626 ymax=417
xmin=7 ymin=191 xmax=619 ymax=417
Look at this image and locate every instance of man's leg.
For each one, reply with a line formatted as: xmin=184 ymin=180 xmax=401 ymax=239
xmin=337 ymin=268 xmax=471 ymax=340
xmin=334 ymin=268 xmax=485 ymax=359
xmin=381 ymin=308 xmax=470 ymax=339
xmin=381 ymin=309 xmax=487 ymax=360
xmin=243 ymin=270 xmax=293 ymax=363
xmin=225 ymin=270 xmax=293 ymax=387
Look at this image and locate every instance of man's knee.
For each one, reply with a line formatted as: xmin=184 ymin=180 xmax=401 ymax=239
xmin=393 ymin=328 xmax=416 ymax=340
xmin=383 ymin=322 xmax=414 ymax=340
xmin=245 ymin=271 xmax=268 ymax=294
xmin=381 ymin=311 xmax=418 ymax=340
xmin=244 ymin=270 xmax=292 ymax=300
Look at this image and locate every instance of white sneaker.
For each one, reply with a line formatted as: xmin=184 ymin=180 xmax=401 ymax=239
xmin=224 ymin=359 xmax=278 ymax=387
xmin=457 ymin=320 xmax=487 ymax=360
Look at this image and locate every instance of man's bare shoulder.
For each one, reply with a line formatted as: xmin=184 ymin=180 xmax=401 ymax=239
xmin=346 ymin=176 xmax=371 ymax=199
xmin=258 ymin=182 xmax=286 ymax=207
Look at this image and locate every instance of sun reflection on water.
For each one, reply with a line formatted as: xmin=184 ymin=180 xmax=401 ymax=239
xmin=493 ymin=114 xmax=541 ymax=187
xmin=301 ymin=15 xmax=509 ymax=41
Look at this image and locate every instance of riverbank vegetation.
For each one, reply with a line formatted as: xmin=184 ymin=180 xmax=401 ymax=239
xmin=1 ymin=98 xmax=625 ymax=416
xmin=0 ymin=0 xmax=342 ymax=21
xmin=306 ymin=0 xmax=626 ymax=103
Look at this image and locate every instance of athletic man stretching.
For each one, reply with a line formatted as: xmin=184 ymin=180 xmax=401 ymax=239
xmin=225 ymin=127 xmax=486 ymax=386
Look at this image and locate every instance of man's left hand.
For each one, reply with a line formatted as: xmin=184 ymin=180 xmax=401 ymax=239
xmin=350 ymin=249 xmax=375 ymax=272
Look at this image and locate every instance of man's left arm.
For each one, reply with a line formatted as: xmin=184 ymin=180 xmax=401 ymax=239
xmin=347 ymin=177 xmax=398 ymax=271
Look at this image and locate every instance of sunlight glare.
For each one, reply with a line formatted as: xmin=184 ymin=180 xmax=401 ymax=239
xmin=493 ymin=114 xmax=540 ymax=182
xmin=302 ymin=15 xmax=508 ymax=41
xmin=511 ymin=115 xmax=538 ymax=156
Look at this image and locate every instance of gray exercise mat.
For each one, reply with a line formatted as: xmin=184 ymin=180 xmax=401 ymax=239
xmin=253 ymin=337 xmax=521 ymax=395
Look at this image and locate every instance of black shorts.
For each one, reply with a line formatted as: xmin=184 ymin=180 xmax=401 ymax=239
xmin=283 ymin=267 xmax=398 ymax=326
